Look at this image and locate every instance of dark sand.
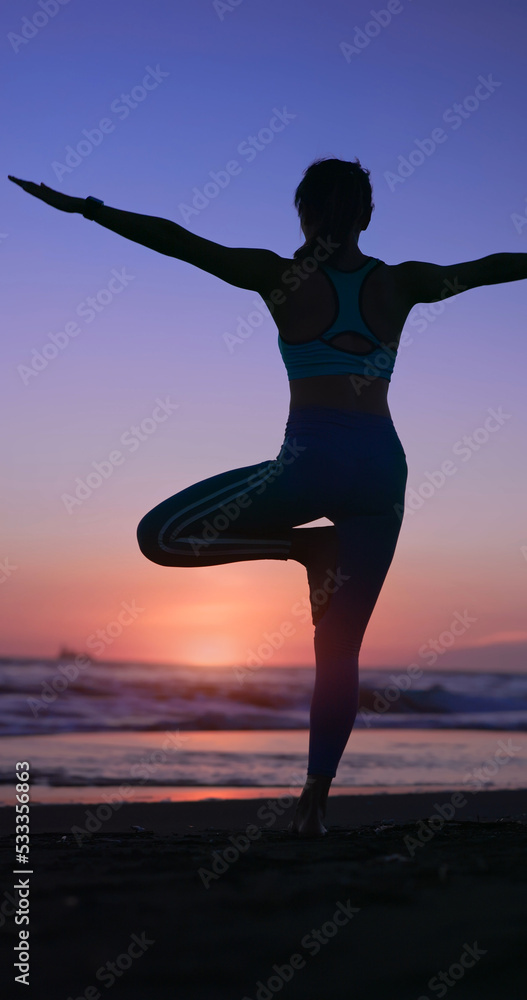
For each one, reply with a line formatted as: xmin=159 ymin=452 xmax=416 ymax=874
xmin=1 ymin=790 xmax=526 ymax=999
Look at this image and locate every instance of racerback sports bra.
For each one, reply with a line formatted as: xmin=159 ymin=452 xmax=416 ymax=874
xmin=277 ymin=257 xmax=397 ymax=381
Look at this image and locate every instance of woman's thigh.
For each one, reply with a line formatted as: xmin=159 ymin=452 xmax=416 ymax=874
xmin=320 ymin=510 xmax=405 ymax=643
xmin=137 ymin=420 xmax=408 ymax=566
xmin=318 ymin=420 xmax=408 ymax=520
xmin=136 ymin=439 xmax=330 ymax=565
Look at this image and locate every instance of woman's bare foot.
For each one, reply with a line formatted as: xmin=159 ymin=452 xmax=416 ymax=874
xmin=288 ymin=775 xmax=333 ymax=837
xmin=289 ymin=526 xmax=339 ymax=626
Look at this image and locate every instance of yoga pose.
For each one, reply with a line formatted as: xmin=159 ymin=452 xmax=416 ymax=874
xmin=10 ymin=158 xmax=525 ymax=835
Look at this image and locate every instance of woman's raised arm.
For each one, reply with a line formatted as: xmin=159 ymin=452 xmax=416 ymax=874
xmin=394 ymin=253 xmax=527 ymax=308
xmin=8 ymin=175 xmax=180 ymax=255
xmin=8 ymin=175 xmax=284 ymax=293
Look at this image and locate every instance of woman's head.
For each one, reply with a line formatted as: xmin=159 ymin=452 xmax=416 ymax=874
xmin=293 ymin=156 xmax=374 ymax=261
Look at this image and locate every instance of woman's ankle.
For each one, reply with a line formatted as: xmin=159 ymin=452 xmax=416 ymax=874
xmin=306 ymin=773 xmax=333 ymax=786
xmin=304 ymin=774 xmax=333 ymax=810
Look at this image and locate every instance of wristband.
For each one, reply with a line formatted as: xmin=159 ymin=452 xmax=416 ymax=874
xmin=83 ymin=196 xmax=104 ymax=220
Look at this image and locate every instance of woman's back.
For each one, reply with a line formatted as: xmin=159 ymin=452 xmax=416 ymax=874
xmin=269 ymin=248 xmax=515 ymax=416
xmin=271 ymin=252 xmax=413 ymax=417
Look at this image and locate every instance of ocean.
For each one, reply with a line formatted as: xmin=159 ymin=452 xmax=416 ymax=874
xmin=0 ymin=658 xmax=526 ymax=803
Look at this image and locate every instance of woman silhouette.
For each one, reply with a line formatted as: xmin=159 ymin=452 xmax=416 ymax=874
xmin=10 ymin=157 xmax=503 ymax=835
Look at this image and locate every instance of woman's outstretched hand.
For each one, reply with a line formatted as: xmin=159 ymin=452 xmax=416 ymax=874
xmin=8 ymin=176 xmax=85 ymax=214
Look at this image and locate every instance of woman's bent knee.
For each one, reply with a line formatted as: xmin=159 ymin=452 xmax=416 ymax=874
xmin=136 ymin=512 xmax=165 ymax=564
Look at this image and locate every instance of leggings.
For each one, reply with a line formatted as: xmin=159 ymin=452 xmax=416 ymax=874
xmin=136 ymin=404 xmax=408 ymax=779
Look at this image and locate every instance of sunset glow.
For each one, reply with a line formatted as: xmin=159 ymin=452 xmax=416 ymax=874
xmin=2 ymin=0 xmax=526 ymax=674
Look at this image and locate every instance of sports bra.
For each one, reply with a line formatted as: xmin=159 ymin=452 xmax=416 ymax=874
xmin=277 ymin=257 xmax=398 ymax=381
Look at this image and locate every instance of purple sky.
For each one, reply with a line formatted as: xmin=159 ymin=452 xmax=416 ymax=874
xmin=2 ymin=0 xmax=526 ymax=669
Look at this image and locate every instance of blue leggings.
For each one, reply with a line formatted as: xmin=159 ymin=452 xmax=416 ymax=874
xmin=136 ymin=405 xmax=408 ymax=779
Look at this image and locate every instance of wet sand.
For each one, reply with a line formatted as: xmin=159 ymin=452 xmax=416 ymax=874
xmin=1 ymin=789 xmax=525 ymax=999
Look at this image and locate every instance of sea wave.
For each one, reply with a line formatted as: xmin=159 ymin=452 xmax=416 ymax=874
xmin=1 ymin=659 xmax=527 ymax=736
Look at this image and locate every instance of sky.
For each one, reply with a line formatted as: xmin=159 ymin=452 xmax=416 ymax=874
xmin=1 ymin=0 xmax=526 ymax=671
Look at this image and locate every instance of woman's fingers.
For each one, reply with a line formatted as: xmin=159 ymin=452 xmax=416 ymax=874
xmin=10 ymin=177 xmax=52 ymax=192
xmin=8 ymin=176 xmax=51 ymax=200
xmin=9 ymin=176 xmax=82 ymax=213
xmin=9 ymin=176 xmax=38 ymax=193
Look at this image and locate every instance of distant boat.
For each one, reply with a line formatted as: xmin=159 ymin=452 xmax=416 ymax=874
xmin=56 ymin=647 xmax=92 ymax=664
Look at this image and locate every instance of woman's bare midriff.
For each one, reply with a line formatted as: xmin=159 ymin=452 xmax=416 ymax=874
xmin=288 ymin=372 xmax=391 ymax=416
xmin=271 ymin=253 xmax=411 ymax=419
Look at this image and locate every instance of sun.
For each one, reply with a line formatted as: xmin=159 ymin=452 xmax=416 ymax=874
xmin=180 ymin=636 xmax=240 ymax=667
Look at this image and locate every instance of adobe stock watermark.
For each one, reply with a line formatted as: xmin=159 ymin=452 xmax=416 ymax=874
xmin=394 ymin=406 xmax=512 ymax=520
xmin=234 ymin=564 xmax=352 ymax=684
xmin=27 ymin=599 xmax=145 ymax=717
xmin=0 ymin=558 xmax=18 ymax=584
xmin=340 ymin=270 xmax=468 ymax=396
xmin=340 ymin=0 xmax=414 ymax=61
xmin=222 ymin=234 xmax=342 ymax=354
xmin=511 ymin=194 xmax=527 ymax=235
xmin=384 ymin=74 xmax=502 ymax=192
xmin=178 ymin=106 xmax=296 ymax=224
xmin=404 ymin=279 xmax=467 ymax=337
xmin=7 ymin=0 xmax=72 ymax=54
xmin=65 ymin=931 xmax=154 ymax=998
xmin=213 ymin=0 xmax=245 ymax=20
xmin=358 ymin=609 xmax=478 ymax=726
xmin=187 ymin=439 xmax=307 ymax=558
xmin=0 ymin=886 xmax=28 ymax=930
xmin=241 ymin=899 xmax=361 ymax=1000
xmin=70 ymin=729 xmax=190 ymax=846
xmin=463 ymin=737 xmax=523 ymax=793
xmin=60 ymin=397 xmax=180 ymax=513
xmin=17 ymin=266 xmax=135 ymax=385
xmin=348 ymin=280 xmax=463 ymax=392
xmin=51 ymin=65 xmax=170 ymax=182
xmin=416 ymin=941 xmax=487 ymax=1000
xmin=403 ymin=738 xmax=521 ymax=858
xmin=223 ymin=296 xmax=273 ymax=354
xmin=198 ymin=773 xmax=306 ymax=888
